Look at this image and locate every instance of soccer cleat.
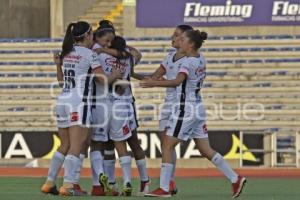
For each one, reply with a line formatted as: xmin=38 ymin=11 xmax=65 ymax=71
xmin=41 ymin=183 xmax=59 ymax=195
xmin=232 ymin=176 xmax=246 ymax=198
xmin=73 ymin=184 xmax=88 ymax=195
xmin=59 ymin=185 xmax=87 ymax=196
xmin=138 ymin=179 xmax=151 ymax=196
xmin=91 ymin=185 xmax=105 ymax=196
xmin=98 ymin=173 xmax=110 ymax=193
xmin=144 ymin=188 xmax=172 ymax=198
xmin=106 ymin=182 xmax=119 ymax=196
xmin=169 ymin=180 xmax=178 ymax=195
xmin=121 ymin=182 xmax=133 ymax=196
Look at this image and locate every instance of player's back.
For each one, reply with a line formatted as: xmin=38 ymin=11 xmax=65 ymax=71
xmin=59 ymin=46 xmax=95 ymax=101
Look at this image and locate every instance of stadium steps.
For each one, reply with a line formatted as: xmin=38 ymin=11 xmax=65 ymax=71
xmin=78 ymin=0 xmax=123 ymax=35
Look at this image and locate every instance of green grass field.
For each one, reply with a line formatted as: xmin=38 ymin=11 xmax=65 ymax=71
xmin=0 ymin=177 xmax=299 ymax=200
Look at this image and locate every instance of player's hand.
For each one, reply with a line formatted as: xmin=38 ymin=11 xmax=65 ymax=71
xmin=53 ymin=53 xmax=62 ymax=66
xmin=140 ymin=79 xmax=157 ymax=88
xmin=94 ymin=48 xmax=104 ymax=54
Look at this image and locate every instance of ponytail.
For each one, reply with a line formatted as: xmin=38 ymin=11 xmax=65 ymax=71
xmin=185 ymin=29 xmax=208 ymax=50
xmin=60 ymin=23 xmax=76 ymax=60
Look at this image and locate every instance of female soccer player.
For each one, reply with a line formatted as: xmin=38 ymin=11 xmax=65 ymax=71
xmin=42 ymin=21 xmax=122 ymax=196
xmin=92 ymin=35 xmax=143 ymax=196
xmin=141 ymin=30 xmax=246 ymax=198
xmin=90 ymin=20 xmax=149 ymax=196
xmin=152 ymin=24 xmax=193 ymax=195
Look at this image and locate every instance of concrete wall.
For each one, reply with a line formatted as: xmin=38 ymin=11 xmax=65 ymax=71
xmin=63 ymin=0 xmax=97 ymax=31
xmin=0 ymin=0 xmax=50 ymax=38
xmin=123 ymin=6 xmax=300 ymax=37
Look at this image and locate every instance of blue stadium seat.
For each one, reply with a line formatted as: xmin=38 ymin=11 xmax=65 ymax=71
xmin=235 ymin=60 xmax=247 ymax=64
xmin=204 ymin=83 xmax=212 ymax=87
xmin=152 ymin=48 xmax=164 ymax=52
xmin=249 ymin=48 xmax=262 ymax=51
xmin=207 ymin=36 xmax=221 ymax=40
xmin=207 ymin=60 xmax=219 ymax=64
xmin=23 ymin=50 xmax=51 ymax=53
xmin=277 ymin=35 xmax=293 ymax=39
xmin=263 ymin=47 xmax=278 ymax=51
xmin=249 ymin=59 xmax=263 ymax=63
xmin=222 ymin=36 xmax=235 ymax=40
xmin=150 ymin=61 xmax=161 ymax=65
xmin=139 ymin=61 xmax=150 ymax=65
xmin=279 ymin=47 xmax=293 ymax=51
xmin=236 ymin=36 xmax=249 ymax=40
xmin=236 ymin=48 xmax=248 ymax=52
xmin=139 ymin=49 xmax=151 ymax=53
xmin=220 ymin=60 xmax=233 ymax=64
xmin=265 ymin=35 xmax=277 ymax=39
xmin=250 ymin=35 xmax=263 ymax=39
xmin=21 ymin=73 xmax=34 ymax=77
xmin=207 ymin=48 xmax=220 ymax=52
xmin=222 ymin=48 xmax=234 ymax=52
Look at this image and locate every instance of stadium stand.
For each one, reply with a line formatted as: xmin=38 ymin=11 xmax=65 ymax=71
xmin=0 ymin=35 xmax=299 ymax=132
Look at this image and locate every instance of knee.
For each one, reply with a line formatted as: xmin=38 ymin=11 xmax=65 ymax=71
xmin=200 ymin=147 xmax=216 ymax=160
xmin=58 ymin=142 xmax=69 ymax=155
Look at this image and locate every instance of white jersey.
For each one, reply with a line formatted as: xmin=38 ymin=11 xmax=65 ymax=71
xmin=59 ymin=46 xmax=101 ymax=101
xmin=176 ymin=54 xmax=206 ymax=103
xmin=92 ymin=43 xmax=102 ymax=50
xmin=94 ymin=53 xmax=133 ymax=100
xmin=161 ymin=51 xmax=187 ymax=101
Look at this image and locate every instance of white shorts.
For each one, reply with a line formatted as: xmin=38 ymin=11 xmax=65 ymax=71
xmin=91 ymin=99 xmax=133 ymax=142
xmin=91 ymin=99 xmax=111 ymax=142
xmin=158 ymin=101 xmax=173 ymax=131
xmin=166 ymin=102 xmax=208 ymax=141
xmin=56 ymin=99 xmax=92 ymax=128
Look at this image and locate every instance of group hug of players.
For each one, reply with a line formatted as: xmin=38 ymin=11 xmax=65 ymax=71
xmin=40 ymin=19 xmax=246 ymax=198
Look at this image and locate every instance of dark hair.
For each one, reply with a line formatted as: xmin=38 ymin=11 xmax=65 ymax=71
xmin=60 ymin=21 xmax=91 ymax=59
xmin=110 ymin=36 xmax=131 ymax=59
xmin=185 ymin=30 xmax=208 ymax=50
xmin=176 ymin=24 xmax=193 ymax=32
xmin=94 ymin=19 xmax=115 ymax=38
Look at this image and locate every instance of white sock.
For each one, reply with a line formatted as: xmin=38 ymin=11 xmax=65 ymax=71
xmin=119 ymin=156 xmax=132 ymax=185
xmin=211 ymin=153 xmax=238 ymax=183
xmin=160 ymin=163 xmax=173 ymax=192
xmin=90 ymin=151 xmax=104 ymax=186
xmin=47 ymin=151 xmax=65 ymax=182
xmin=73 ymin=154 xmax=85 ymax=184
xmin=64 ymin=154 xmax=80 ymax=183
xmin=136 ymin=159 xmax=149 ymax=182
xmin=171 ymin=150 xmax=177 ymax=180
xmin=104 ymin=159 xmax=116 ymax=184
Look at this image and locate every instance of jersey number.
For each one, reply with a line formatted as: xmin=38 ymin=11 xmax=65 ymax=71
xmin=64 ymin=69 xmax=76 ymax=89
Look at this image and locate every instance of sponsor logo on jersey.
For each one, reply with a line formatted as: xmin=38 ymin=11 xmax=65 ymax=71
xmin=105 ymin=57 xmax=128 ymax=73
xmin=123 ymin=125 xmax=130 ymax=135
xmin=71 ymin=112 xmax=79 ymax=122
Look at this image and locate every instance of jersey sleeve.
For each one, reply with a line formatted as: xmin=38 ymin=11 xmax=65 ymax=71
xmin=179 ymin=59 xmax=190 ymax=76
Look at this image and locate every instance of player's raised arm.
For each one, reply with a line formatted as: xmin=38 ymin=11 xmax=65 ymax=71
xmin=140 ymin=72 xmax=186 ymax=88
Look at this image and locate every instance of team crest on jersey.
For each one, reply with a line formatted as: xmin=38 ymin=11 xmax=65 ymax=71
xmin=71 ymin=112 xmax=79 ymax=122
xmin=123 ymin=125 xmax=130 ymax=135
